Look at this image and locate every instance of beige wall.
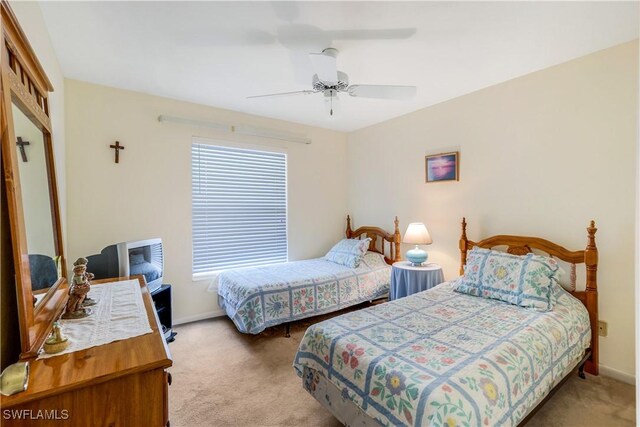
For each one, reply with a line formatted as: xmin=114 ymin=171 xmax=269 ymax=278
xmin=347 ymin=41 xmax=638 ymax=381
xmin=64 ymin=79 xmax=348 ymax=324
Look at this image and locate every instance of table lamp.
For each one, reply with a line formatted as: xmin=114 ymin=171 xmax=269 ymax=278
xmin=403 ymin=223 xmax=432 ymax=266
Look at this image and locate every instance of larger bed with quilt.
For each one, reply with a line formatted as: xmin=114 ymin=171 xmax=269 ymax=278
xmin=293 ymin=218 xmax=599 ymax=427
xmin=211 ymin=216 xmax=402 ymax=335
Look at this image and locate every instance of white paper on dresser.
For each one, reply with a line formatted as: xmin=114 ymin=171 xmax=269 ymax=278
xmin=37 ymin=279 xmax=153 ymax=359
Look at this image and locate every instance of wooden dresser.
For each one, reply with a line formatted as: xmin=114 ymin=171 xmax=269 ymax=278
xmin=0 ymin=276 xmax=173 ymax=427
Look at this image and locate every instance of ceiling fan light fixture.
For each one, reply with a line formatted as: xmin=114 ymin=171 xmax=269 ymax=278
xmin=312 ymin=72 xmax=348 ymax=92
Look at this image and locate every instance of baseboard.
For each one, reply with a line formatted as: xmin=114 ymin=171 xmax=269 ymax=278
xmin=599 ymin=364 xmax=635 ymax=385
xmin=173 ymin=309 xmax=225 ymax=326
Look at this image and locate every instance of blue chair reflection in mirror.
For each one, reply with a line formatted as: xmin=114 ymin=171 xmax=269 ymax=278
xmin=28 ymin=254 xmax=58 ymax=291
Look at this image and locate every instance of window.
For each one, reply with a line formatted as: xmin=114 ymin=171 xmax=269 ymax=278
xmin=192 ymin=142 xmax=287 ymax=275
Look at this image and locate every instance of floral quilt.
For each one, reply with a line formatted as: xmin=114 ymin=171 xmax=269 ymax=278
xmin=215 ymin=252 xmax=391 ymax=334
xmin=294 ymin=282 xmax=590 ymax=427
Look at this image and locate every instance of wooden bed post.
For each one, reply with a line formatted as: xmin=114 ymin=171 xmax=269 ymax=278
xmin=393 ymin=216 xmax=401 ymax=262
xmin=346 ymin=215 xmax=353 ymax=238
xmin=459 ymin=217 xmax=468 ymax=275
xmin=584 ymin=220 xmax=599 ymax=375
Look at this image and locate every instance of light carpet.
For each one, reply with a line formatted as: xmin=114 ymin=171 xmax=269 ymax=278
xmin=168 ymin=310 xmax=635 ymax=427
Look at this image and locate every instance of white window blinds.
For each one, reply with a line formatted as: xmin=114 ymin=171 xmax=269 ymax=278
xmin=192 ymin=143 xmax=288 ymax=274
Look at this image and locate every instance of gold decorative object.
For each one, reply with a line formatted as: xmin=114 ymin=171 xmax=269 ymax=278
xmin=0 ymin=361 xmax=29 ymax=396
xmin=43 ymin=322 xmax=69 ymax=354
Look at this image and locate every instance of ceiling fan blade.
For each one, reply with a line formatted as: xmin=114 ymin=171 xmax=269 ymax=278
xmin=309 ymin=52 xmax=338 ymax=84
xmin=174 ymin=29 xmax=276 ymax=46
xmin=247 ymin=90 xmax=317 ymax=99
xmin=348 ymin=85 xmax=417 ymax=100
xmin=327 ymin=28 xmax=417 ymax=40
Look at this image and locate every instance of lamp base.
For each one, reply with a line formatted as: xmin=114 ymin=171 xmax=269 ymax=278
xmin=405 ymin=246 xmax=428 ymax=266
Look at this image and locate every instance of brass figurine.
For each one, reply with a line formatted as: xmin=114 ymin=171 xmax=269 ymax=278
xmin=43 ymin=322 xmax=69 ymax=354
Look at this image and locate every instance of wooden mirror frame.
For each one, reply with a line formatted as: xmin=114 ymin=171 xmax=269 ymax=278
xmin=1 ymin=1 xmax=68 ymax=360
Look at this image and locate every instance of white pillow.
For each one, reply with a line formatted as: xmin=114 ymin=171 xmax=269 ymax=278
xmin=325 ymin=238 xmax=371 ymax=268
xmin=360 ymin=251 xmax=388 ymax=269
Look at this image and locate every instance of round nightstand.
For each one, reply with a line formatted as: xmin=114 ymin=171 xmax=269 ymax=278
xmin=390 ymin=261 xmax=444 ymax=301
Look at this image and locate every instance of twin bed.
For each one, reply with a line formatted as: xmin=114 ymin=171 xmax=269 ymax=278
xmin=293 ymin=218 xmax=599 ymax=427
xmin=213 ymin=216 xmax=402 ymax=335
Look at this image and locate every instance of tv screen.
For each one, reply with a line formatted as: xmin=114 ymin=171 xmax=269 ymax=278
xmin=129 ymin=248 xmax=162 ymax=285
xmin=125 ymin=240 xmax=163 ymax=292
xmin=86 ymin=238 xmax=164 ymax=292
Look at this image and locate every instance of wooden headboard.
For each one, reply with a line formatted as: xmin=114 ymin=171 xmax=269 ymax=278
xmin=458 ymin=217 xmax=599 ymax=376
xmin=346 ymin=215 xmax=402 ymax=265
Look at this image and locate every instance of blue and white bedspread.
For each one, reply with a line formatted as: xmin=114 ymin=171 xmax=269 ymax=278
xmin=215 ymin=252 xmax=391 ymax=334
xmin=294 ymin=282 xmax=590 ymax=427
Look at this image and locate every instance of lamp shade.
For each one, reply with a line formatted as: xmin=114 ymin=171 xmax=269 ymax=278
xmin=403 ymin=223 xmax=432 ymax=245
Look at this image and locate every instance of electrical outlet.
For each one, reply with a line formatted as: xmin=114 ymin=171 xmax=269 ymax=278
xmin=598 ymin=321 xmax=608 ymax=337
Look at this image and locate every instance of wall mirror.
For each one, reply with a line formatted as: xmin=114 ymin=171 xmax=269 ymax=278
xmin=1 ymin=1 xmax=67 ymax=359
xmin=12 ymin=102 xmax=61 ymax=304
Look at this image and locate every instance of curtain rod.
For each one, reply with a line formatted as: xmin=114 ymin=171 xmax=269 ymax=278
xmin=157 ymin=115 xmax=312 ymax=145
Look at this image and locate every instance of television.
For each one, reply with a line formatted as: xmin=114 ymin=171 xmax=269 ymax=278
xmin=86 ymin=238 xmax=164 ymax=293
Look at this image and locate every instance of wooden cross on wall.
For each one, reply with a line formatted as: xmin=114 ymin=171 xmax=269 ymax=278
xmin=109 ymin=141 xmax=125 ymax=164
xmin=16 ymin=137 xmax=30 ymax=162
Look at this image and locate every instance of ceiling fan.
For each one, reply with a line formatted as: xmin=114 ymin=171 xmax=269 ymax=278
xmin=247 ymin=48 xmax=417 ymax=116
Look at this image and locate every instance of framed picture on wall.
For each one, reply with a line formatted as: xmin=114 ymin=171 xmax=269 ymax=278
xmin=425 ymin=151 xmax=459 ymax=183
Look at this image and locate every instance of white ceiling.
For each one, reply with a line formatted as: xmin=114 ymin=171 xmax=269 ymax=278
xmin=40 ymin=1 xmax=638 ymax=132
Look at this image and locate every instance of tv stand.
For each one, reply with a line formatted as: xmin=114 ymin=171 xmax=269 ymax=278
xmin=151 ymin=284 xmax=177 ymax=343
